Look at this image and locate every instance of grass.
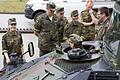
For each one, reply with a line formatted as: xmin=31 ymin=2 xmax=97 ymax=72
xmin=0 ymin=0 xmax=29 ymax=13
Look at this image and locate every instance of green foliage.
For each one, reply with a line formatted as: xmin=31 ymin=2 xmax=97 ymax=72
xmin=0 ymin=0 xmax=29 ymax=13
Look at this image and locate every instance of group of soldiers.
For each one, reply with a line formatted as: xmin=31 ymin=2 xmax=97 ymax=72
xmin=1 ymin=0 xmax=111 ymax=73
xmin=34 ymin=0 xmax=111 ymax=56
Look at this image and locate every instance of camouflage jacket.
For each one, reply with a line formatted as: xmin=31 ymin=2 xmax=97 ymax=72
xmin=34 ymin=13 xmax=60 ymax=51
xmin=2 ymin=31 xmax=23 ymax=55
xmin=80 ymin=10 xmax=97 ymax=41
xmin=58 ymin=17 xmax=68 ymax=42
xmin=95 ymin=17 xmax=110 ymax=40
xmin=66 ymin=21 xmax=83 ymax=38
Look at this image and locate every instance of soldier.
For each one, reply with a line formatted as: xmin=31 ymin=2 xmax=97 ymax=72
xmin=80 ymin=0 xmax=97 ymax=41
xmin=56 ymin=7 xmax=68 ymax=43
xmin=95 ymin=7 xmax=110 ymax=40
xmin=2 ymin=18 xmax=24 ymax=72
xmin=67 ymin=34 xmax=91 ymax=60
xmin=34 ymin=2 xmax=60 ymax=56
xmin=67 ymin=34 xmax=83 ymax=49
xmin=66 ymin=10 xmax=83 ymax=39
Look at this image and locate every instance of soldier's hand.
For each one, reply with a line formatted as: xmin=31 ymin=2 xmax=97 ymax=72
xmin=3 ymin=52 xmax=11 ymax=64
xmin=6 ymin=58 xmax=10 ymax=64
xmin=3 ymin=52 xmax=10 ymax=63
xmin=89 ymin=9 xmax=93 ymax=14
xmin=63 ymin=37 xmax=68 ymax=41
xmin=80 ymin=36 xmax=85 ymax=41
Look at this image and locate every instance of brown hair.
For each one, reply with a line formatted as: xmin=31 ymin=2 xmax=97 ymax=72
xmin=98 ymin=7 xmax=109 ymax=17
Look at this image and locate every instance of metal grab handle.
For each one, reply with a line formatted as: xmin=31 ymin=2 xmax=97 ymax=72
xmin=40 ymin=69 xmax=54 ymax=80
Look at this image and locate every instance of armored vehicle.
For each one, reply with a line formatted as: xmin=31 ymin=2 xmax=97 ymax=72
xmin=0 ymin=1 xmax=120 ymax=80
xmin=0 ymin=41 xmax=101 ymax=80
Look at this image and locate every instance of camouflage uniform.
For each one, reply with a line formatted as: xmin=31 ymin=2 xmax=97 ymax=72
xmin=80 ymin=10 xmax=97 ymax=41
xmin=56 ymin=7 xmax=69 ymax=42
xmin=34 ymin=2 xmax=60 ymax=56
xmin=2 ymin=18 xmax=24 ymax=72
xmin=95 ymin=17 xmax=110 ymax=40
xmin=67 ymin=34 xmax=84 ymax=60
xmin=66 ymin=10 xmax=83 ymax=38
xmin=66 ymin=21 xmax=83 ymax=37
xmin=2 ymin=30 xmax=23 ymax=65
xmin=34 ymin=13 xmax=60 ymax=56
xmin=58 ymin=17 xmax=68 ymax=42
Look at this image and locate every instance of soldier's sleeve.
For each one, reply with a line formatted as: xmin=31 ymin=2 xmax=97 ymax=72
xmin=63 ymin=18 xmax=69 ymax=35
xmin=79 ymin=11 xmax=84 ymax=22
xmin=80 ymin=22 xmax=84 ymax=36
xmin=34 ymin=16 xmax=42 ymax=33
xmin=20 ymin=33 xmax=23 ymax=48
xmin=93 ymin=11 xmax=98 ymax=19
xmin=65 ymin=23 xmax=71 ymax=38
xmin=2 ymin=35 xmax=8 ymax=54
xmin=102 ymin=21 xmax=110 ymax=35
xmin=65 ymin=18 xmax=69 ymax=24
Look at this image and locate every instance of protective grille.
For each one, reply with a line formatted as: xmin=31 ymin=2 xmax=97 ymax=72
xmin=55 ymin=59 xmax=91 ymax=72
